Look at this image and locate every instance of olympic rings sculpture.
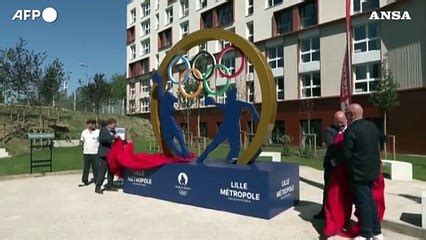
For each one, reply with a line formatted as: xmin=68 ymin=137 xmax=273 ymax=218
xmin=152 ymin=28 xmax=277 ymax=165
xmin=166 ymin=45 xmax=246 ymax=98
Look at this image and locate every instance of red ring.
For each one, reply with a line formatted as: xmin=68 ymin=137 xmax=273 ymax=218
xmin=216 ymin=45 xmax=246 ymax=78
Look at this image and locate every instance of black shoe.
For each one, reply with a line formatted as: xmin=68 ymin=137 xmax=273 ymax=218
xmin=95 ymin=187 xmax=103 ymax=194
xmin=313 ymin=211 xmax=325 ymax=219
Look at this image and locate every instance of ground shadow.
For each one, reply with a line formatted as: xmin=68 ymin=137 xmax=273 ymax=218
xmin=294 ymin=200 xmax=325 ymax=239
xmin=400 ymin=212 xmax=421 ymax=227
xmin=398 ymin=194 xmax=421 ymax=204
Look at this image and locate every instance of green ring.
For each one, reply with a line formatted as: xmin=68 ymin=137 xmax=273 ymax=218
xmin=202 ymin=64 xmax=231 ymax=96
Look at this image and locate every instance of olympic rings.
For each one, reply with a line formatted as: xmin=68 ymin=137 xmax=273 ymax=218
xmin=202 ymin=64 xmax=231 ymax=96
xmin=166 ymin=46 xmax=246 ymax=98
xmin=217 ymin=45 xmax=247 ymax=78
xmin=168 ymin=55 xmax=191 ymax=84
xmin=178 ymin=68 xmax=204 ymax=99
xmin=191 ymin=50 xmax=216 ymax=80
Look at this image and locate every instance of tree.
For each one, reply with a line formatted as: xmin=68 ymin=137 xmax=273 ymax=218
xmin=84 ymin=73 xmax=111 ymax=121
xmin=109 ymin=73 xmax=127 ymax=102
xmin=40 ymin=58 xmax=65 ymax=106
xmin=0 ymin=38 xmax=46 ymax=105
xmin=369 ymin=63 xmax=399 ymax=159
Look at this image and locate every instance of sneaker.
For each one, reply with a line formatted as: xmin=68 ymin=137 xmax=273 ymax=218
xmin=373 ymin=234 xmax=383 ymax=240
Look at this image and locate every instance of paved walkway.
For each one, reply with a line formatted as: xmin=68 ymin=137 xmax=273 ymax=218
xmin=0 ymin=166 xmax=425 ymax=240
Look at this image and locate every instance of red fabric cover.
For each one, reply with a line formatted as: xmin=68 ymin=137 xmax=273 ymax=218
xmin=107 ymin=138 xmax=195 ymax=177
xmin=323 ymin=132 xmax=385 ymax=238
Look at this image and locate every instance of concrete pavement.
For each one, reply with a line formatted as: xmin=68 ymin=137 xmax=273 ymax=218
xmin=0 ymin=166 xmax=425 ymax=240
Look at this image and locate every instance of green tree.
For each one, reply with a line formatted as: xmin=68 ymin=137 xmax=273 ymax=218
xmin=369 ymin=64 xmax=399 ymax=158
xmin=84 ymin=73 xmax=111 ymax=121
xmin=109 ymin=73 xmax=127 ymax=101
xmin=40 ymin=58 xmax=65 ymax=106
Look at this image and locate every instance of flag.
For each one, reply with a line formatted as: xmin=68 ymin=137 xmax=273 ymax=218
xmin=340 ymin=0 xmax=352 ymax=112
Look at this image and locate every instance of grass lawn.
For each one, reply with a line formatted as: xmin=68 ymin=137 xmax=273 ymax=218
xmin=1 ymin=140 xmax=425 ymax=181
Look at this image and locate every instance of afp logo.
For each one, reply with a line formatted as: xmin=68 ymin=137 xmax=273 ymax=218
xmin=12 ymin=7 xmax=58 ymax=23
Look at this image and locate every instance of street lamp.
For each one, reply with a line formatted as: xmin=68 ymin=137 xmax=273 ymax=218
xmin=80 ymin=63 xmax=88 ymax=83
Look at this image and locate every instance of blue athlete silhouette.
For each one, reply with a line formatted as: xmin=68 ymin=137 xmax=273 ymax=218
xmin=197 ymin=86 xmax=260 ymax=164
xmin=152 ymin=72 xmax=191 ymax=158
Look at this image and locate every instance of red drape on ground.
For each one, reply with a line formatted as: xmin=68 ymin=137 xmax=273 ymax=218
xmin=107 ymin=139 xmax=195 ymax=177
xmin=323 ymin=133 xmax=385 ymax=238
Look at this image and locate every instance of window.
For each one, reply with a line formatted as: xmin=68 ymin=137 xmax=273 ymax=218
xmin=158 ymin=28 xmax=172 ymax=50
xmin=130 ymin=8 xmax=136 ymax=23
xmin=129 ymin=100 xmax=136 ymax=113
xmin=217 ymin=2 xmax=233 ymax=26
xmin=201 ymin=11 xmax=213 ymax=28
xmin=246 ymin=81 xmax=254 ymax=103
xmin=180 ymin=21 xmax=189 ymax=39
xmin=140 ymin=97 xmax=150 ymax=112
xmin=246 ymin=0 xmax=253 ymax=16
xmin=354 ymin=62 xmax=381 ymax=93
xmin=275 ymin=10 xmax=292 ymax=34
xmin=130 ymin=82 xmax=136 ymax=96
xmin=353 ymin=23 xmax=380 ymax=54
xmin=200 ymin=122 xmax=208 ymax=137
xmin=268 ymin=0 xmax=283 ymax=8
xmin=155 ymin=0 xmax=159 ymax=10
xmin=221 ymin=56 xmax=235 ymax=74
xmin=141 ymin=2 xmax=150 ymax=18
xmin=141 ymin=20 xmax=150 ymax=36
xmin=140 ymin=79 xmax=150 ymax=94
xmin=180 ymin=0 xmax=189 ymax=17
xmin=275 ymin=76 xmax=284 ymax=101
xmin=301 ymin=72 xmax=321 ymax=98
xmin=267 ymin=45 xmax=284 ymax=69
xmin=271 ymin=121 xmax=285 ymax=144
xmin=130 ymin=45 xmax=136 ymax=59
xmin=165 ymin=7 xmax=173 ymax=25
xmin=141 ymin=39 xmax=150 ymax=55
xmin=199 ymin=43 xmax=207 ymax=51
xmin=140 ymin=58 xmax=150 ymax=74
xmin=354 ymin=0 xmax=379 ymax=13
xmin=300 ymin=37 xmax=320 ymax=63
xmin=155 ymin=54 xmax=159 ymax=69
xmin=299 ymin=1 xmax=317 ymax=28
xmin=301 ymin=119 xmax=322 ymax=146
xmin=198 ymin=0 xmax=207 ymax=10
xmin=246 ymin=22 xmax=253 ymax=42
xmin=155 ymin=13 xmax=159 ymax=30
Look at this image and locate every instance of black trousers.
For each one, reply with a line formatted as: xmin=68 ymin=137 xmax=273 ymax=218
xmin=353 ymin=181 xmax=381 ymax=238
xmin=96 ymin=156 xmax=114 ymax=188
xmin=82 ymin=154 xmax=98 ymax=184
xmin=320 ymin=166 xmax=331 ymax=212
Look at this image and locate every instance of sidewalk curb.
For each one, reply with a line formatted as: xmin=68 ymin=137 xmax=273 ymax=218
xmin=382 ymin=219 xmax=426 ymax=239
xmin=0 ymin=170 xmax=82 ymax=181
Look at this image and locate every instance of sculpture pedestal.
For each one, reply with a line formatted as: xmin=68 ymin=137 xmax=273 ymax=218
xmin=123 ymin=161 xmax=299 ymax=219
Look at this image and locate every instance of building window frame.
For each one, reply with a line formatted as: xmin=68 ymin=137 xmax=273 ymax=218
xmin=354 ymin=62 xmax=381 ymax=94
xmin=300 ymin=72 xmax=321 ymax=98
xmin=246 ymin=0 xmax=254 ymax=16
xmin=299 ymin=1 xmax=318 ymax=29
xmin=165 ymin=7 xmax=173 ymax=25
xmin=140 ymin=97 xmax=150 ymax=113
xmin=353 ymin=0 xmax=380 ymax=13
xmin=300 ymin=37 xmax=320 ymax=63
xmin=180 ymin=21 xmax=189 ymax=39
xmin=198 ymin=0 xmax=207 ymax=10
xmin=130 ymin=8 xmax=136 ymax=24
xmin=180 ymin=0 xmax=189 ymax=18
xmin=130 ymin=44 xmax=136 ymax=60
xmin=267 ymin=45 xmax=284 ymax=69
xmin=141 ymin=2 xmax=150 ymax=18
xmin=275 ymin=76 xmax=285 ymax=101
xmin=141 ymin=20 xmax=150 ymax=36
xmin=246 ymin=22 xmax=254 ymax=42
xmin=267 ymin=0 xmax=283 ymax=8
xmin=141 ymin=39 xmax=150 ymax=56
xmin=353 ymin=22 xmax=380 ymax=54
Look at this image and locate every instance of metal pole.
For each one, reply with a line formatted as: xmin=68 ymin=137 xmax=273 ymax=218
xmin=73 ymin=91 xmax=76 ymax=111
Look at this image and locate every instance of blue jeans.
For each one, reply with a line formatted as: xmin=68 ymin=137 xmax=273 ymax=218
xmin=353 ymin=181 xmax=381 ymax=238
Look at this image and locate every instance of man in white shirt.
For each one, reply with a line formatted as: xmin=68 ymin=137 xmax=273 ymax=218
xmin=80 ymin=119 xmax=100 ymax=185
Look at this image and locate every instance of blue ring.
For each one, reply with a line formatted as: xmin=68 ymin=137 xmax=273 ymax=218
xmin=167 ymin=55 xmax=191 ymax=84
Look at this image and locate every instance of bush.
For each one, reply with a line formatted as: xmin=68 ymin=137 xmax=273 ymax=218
xmin=279 ymin=135 xmax=294 ymax=157
xmin=299 ymin=147 xmax=313 ymax=159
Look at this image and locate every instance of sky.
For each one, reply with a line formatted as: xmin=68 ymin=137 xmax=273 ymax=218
xmin=0 ymin=0 xmax=128 ymax=93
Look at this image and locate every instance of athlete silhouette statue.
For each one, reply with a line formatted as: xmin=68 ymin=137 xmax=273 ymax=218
xmin=152 ymin=72 xmax=191 ymax=158
xmin=196 ymin=86 xmax=260 ymax=164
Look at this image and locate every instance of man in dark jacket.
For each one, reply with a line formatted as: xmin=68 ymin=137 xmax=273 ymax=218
xmin=314 ymin=111 xmax=347 ymax=219
xmin=95 ymin=118 xmax=119 ymax=194
xmin=344 ymin=104 xmax=382 ymax=239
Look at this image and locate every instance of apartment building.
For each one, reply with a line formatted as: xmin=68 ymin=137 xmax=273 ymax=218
xmin=126 ymin=0 xmax=426 ymax=154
